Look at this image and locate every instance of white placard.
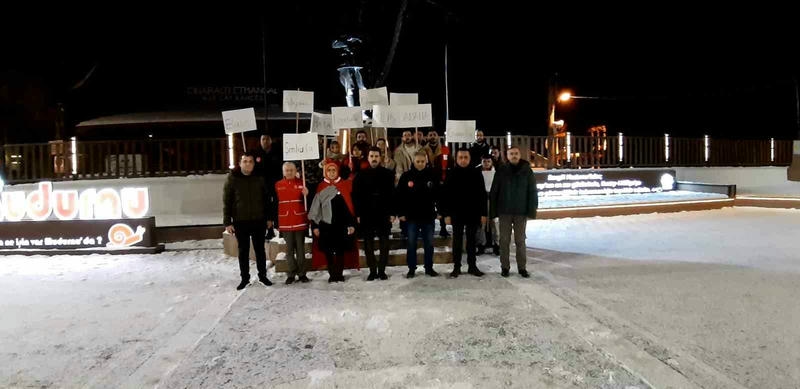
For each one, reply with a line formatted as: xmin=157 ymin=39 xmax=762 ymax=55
xmin=283 ymin=133 xmax=320 ymax=161
xmin=310 ymin=113 xmax=338 ymax=136
xmin=445 ymin=120 xmax=477 ymax=143
xmin=221 ymin=108 xmax=257 ymax=134
xmin=390 ymin=93 xmax=418 ymax=106
xmin=794 ymin=140 xmax=800 ymax=155
xmin=282 ymin=90 xmax=314 ymax=113
xmin=331 ymin=106 xmax=364 ymax=129
xmin=359 ymin=87 xmax=389 ymax=108
xmin=372 ymin=104 xmax=432 ymax=128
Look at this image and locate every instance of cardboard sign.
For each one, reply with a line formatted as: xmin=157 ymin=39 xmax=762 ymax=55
xmin=282 ymin=90 xmax=314 ymax=113
xmin=310 ymin=113 xmax=338 ymax=136
xmin=331 ymin=106 xmax=364 ymax=129
xmin=222 ymin=108 xmax=257 ymax=134
xmin=283 ymin=133 xmax=320 ymax=161
xmin=390 ymin=93 xmax=418 ymax=106
xmin=359 ymin=87 xmax=389 ymax=108
xmin=372 ymin=104 xmax=432 ymax=128
xmin=445 ymin=120 xmax=477 ymax=143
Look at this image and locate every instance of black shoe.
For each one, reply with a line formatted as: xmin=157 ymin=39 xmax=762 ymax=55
xmin=328 ymin=277 xmax=335 ymax=283
xmin=339 ymin=276 xmax=347 ymax=283
xmin=450 ymin=267 xmax=461 ymax=278
xmin=439 ymin=230 xmax=450 ymax=238
xmin=519 ymin=269 xmax=530 ymax=278
xmin=476 ymin=245 xmax=485 ymax=255
xmin=259 ymin=276 xmax=273 ymax=286
xmin=299 ymin=275 xmax=311 ymax=283
xmin=266 ymin=228 xmax=276 ymax=240
xmin=378 ymin=272 xmax=388 ymax=280
xmin=407 ymin=269 xmax=415 ymax=278
xmin=501 ymin=269 xmax=510 ymax=278
xmin=492 ymin=245 xmax=500 ymax=256
xmin=425 ymin=269 xmax=440 ymax=277
xmin=367 ymin=272 xmax=377 ymax=281
xmin=236 ymin=279 xmax=250 ymax=290
xmin=468 ymin=267 xmax=485 ymax=277
xmin=285 ymin=275 xmax=295 ymax=285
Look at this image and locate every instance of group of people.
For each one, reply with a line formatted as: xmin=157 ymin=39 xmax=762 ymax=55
xmin=222 ymin=129 xmax=537 ymax=290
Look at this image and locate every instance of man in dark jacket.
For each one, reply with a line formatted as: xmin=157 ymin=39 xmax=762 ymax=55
xmin=396 ymin=151 xmax=440 ymax=278
xmin=253 ymin=134 xmax=283 ymax=239
xmin=441 ymin=149 xmax=487 ymax=278
xmin=489 ymin=146 xmax=538 ymax=278
xmin=468 ymin=130 xmax=491 ymax=168
xmin=224 ymin=152 xmax=273 ymax=290
xmin=352 ymin=147 xmax=395 ymax=281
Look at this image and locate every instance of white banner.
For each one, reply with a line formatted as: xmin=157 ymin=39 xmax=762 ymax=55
xmin=390 ymin=93 xmax=418 ymax=106
xmin=282 ymin=90 xmax=314 ymax=113
xmin=372 ymin=104 xmax=432 ymax=128
xmin=283 ymin=133 xmax=320 ymax=161
xmin=359 ymin=87 xmax=388 ymax=108
xmin=445 ymin=120 xmax=477 ymax=143
xmin=331 ymin=106 xmax=364 ymax=129
xmin=310 ymin=113 xmax=338 ymax=136
xmin=221 ymin=108 xmax=257 ymax=134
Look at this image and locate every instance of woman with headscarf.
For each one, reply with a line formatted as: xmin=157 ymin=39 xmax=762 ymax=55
xmin=308 ymin=162 xmax=360 ymax=282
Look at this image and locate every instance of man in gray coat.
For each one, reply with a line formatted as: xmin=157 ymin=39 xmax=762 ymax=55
xmin=489 ymin=146 xmax=538 ymax=278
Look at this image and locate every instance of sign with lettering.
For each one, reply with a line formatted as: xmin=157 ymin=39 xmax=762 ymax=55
xmin=283 ymin=133 xmax=320 ymax=161
xmin=310 ymin=113 xmax=338 ymax=136
xmin=359 ymin=87 xmax=389 ymax=108
xmin=331 ymin=106 xmax=364 ymax=129
xmin=372 ymin=104 xmax=433 ymax=128
xmin=0 ymin=182 xmax=149 ymax=222
xmin=222 ymin=108 xmax=257 ymax=134
xmin=533 ymin=168 xmax=677 ymax=197
xmin=390 ymin=93 xmax=418 ymax=105
xmin=0 ymin=217 xmax=157 ymax=250
xmin=445 ymin=120 xmax=477 ymax=143
xmin=282 ymin=90 xmax=314 ymax=113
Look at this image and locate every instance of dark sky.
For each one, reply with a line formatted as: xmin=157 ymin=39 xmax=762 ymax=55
xmin=2 ymin=3 xmax=799 ymax=142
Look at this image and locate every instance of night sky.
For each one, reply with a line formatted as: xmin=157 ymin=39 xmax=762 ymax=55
xmin=2 ymin=3 xmax=798 ymax=142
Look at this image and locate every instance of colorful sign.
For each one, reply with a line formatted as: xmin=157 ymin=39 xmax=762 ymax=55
xmin=0 ymin=182 xmax=149 ymax=222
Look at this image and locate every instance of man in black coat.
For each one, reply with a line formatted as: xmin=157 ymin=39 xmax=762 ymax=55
xmin=352 ymin=147 xmax=396 ymax=281
xmin=396 ymin=151 xmax=440 ymax=278
xmin=441 ymin=149 xmax=487 ymax=278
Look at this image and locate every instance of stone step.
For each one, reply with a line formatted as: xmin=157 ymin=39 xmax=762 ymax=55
xmin=222 ymin=232 xmax=454 ymax=262
xmin=273 ymin=248 xmax=453 ymax=273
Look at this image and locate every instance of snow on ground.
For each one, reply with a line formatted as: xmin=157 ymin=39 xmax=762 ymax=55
xmin=3 ymin=207 xmax=800 ymax=387
xmin=528 ymin=206 xmax=800 ymax=273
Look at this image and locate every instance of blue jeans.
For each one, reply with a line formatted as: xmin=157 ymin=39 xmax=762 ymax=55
xmin=406 ymin=221 xmax=434 ymax=270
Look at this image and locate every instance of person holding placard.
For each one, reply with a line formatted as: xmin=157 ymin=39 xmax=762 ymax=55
xmin=423 ymin=130 xmax=451 ymax=238
xmin=396 ymin=151 xmax=440 ymax=278
xmin=469 ymin=130 xmax=491 ymax=169
xmin=394 ymin=130 xmax=421 ymax=182
xmin=346 ymin=143 xmax=369 ymax=176
xmin=376 ymin=138 xmax=396 ymax=171
xmin=223 ymin=152 xmax=272 ymax=290
xmin=272 ymin=162 xmax=311 ymax=285
xmin=253 ymin=134 xmax=283 ymax=239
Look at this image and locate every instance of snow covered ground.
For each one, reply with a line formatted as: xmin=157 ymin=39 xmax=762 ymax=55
xmin=2 ymin=207 xmax=800 ymax=387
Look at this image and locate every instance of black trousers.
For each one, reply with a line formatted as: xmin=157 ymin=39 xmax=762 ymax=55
xmin=234 ymin=221 xmax=268 ymax=280
xmin=325 ymin=252 xmax=344 ymax=279
xmin=452 ymin=222 xmax=478 ymax=269
xmin=362 ymin=224 xmax=390 ymax=274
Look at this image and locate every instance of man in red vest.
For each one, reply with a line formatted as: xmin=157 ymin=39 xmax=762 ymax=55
xmin=271 ymin=162 xmax=311 ymax=284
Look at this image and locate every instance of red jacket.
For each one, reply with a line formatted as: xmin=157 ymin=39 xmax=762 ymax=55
xmin=274 ymin=178 xmax=309 ymax=231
